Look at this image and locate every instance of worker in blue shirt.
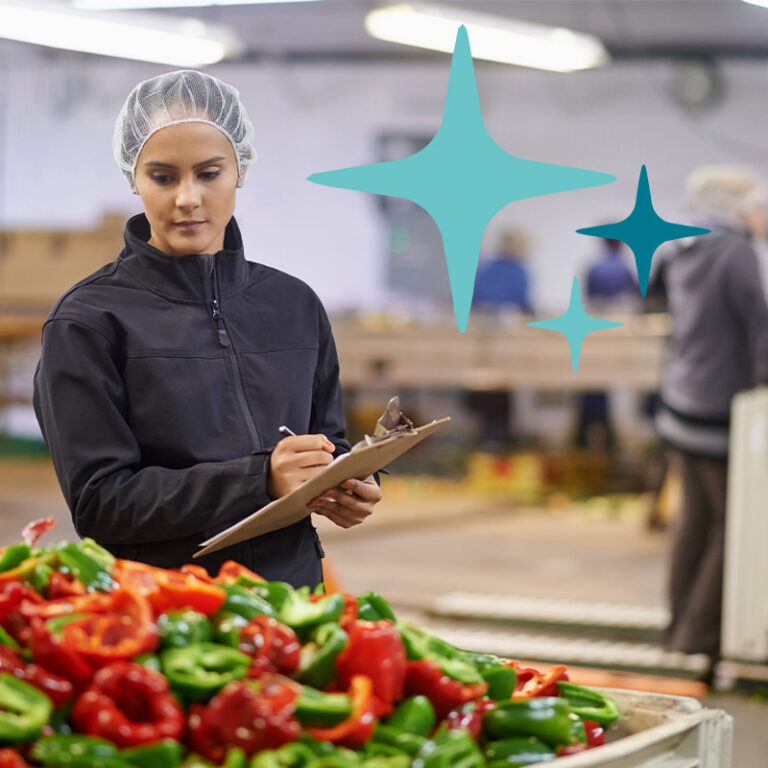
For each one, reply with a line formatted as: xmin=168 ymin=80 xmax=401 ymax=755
xmin=472 ymin=230 xmax=533 ymax=313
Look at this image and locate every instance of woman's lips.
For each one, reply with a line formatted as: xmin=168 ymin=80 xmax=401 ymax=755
xmin=175 ymin=221 xmax=205 ymax=231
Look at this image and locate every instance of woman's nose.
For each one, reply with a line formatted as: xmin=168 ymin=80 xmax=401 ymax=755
xmin=175 ymin=177 xmax=202 ymax=208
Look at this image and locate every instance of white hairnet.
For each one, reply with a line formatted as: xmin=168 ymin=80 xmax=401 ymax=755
xmin=113 ymin=69 xmax=256 ymax=193
xmin=685 ymin=164 xmax=767 ymax=227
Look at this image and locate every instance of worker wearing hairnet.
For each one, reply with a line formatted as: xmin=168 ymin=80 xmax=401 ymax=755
xmin=33 ymin=70 xmax=382 ymax=588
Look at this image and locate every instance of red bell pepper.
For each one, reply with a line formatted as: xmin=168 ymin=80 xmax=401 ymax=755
xmin=509 ymin=661 xmax=569 ymax=699
xmin=306 ymin=674 xmax=377 ymax=749
xmin=113 ymin=561 xmax=225 ymax=616
xmin=0 ymin=583 xmax=25 ymax=624
xmin=0 ymin=645 xmax=74 ymax=708
xmin=584 ymin=719 xmax=605 ymax=747
xmin=405 ymin=659 xmax=488 ymax=720
xmin=0 ymin=749 xmax=31 ymax=768
xmin=215 ymin=561 xmax=265 ymax=586
xmin=338 ymin=594 xmax=359 ymax=631
xmin=239 ymin=615 xmax=300 ymax=676
xmin=72 ymin=662 xmax=185 ymax=747
xmin=444 ymin=697 xmax=497 ymax=740
xmin=47 ymin=571 xmax=87 ymax=599
xmin=19 ymin=592 xmax=112 ymax=620
xmin=21 ymin=517 xmax=56 ymax=547
xmin=188 ymin=676 xmax=300 ymax=761
xmin=335 ymin=620 xmax=407 ymax=708
xmin=29 ymin=617 xmax=93 ymax=689
xmin=179 ymin=564 xmax=216 ymax=584
xmin=61 ymin=588 xmax=158 ymax=667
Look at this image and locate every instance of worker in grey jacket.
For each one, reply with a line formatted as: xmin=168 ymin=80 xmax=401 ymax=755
xmin=654 ymin=164 xmax=768 ymax=657
xmin=33 ymin=70 xmax=382 ymax=588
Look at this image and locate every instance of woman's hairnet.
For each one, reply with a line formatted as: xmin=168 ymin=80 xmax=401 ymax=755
xmin=113 ymin=69 xmax=256 ymax=193
xmin=685 ymin=164 xmax=767 ymax=227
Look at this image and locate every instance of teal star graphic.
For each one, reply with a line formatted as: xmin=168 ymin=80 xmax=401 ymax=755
xmin=307 ymin=25 xmax=615 ymax=332
xmin=528 ymin=277 xmax=623 ymax=373
xmin=576 ymin=165 xmax=710 ymax=297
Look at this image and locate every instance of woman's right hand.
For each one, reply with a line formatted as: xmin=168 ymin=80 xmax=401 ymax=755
xmin=267 ymin=434 xmax=336 ymax=499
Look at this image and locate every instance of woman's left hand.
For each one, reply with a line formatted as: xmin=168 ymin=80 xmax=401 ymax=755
xmin=308 ymin=475 xmax=382 ymax=529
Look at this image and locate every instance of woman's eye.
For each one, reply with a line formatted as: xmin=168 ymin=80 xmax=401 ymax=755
xmin=200 ymin=171 xmax=221 ymax=181
xmin=151 ymin=174 xmax=172 ymax=185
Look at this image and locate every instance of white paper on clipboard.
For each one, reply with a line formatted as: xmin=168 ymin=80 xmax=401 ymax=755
xmin=194 ymin=417 xmax=450 ymax=557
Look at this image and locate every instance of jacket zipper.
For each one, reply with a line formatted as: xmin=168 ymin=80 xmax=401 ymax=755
xmin=207 ymin=254 xmax=262 ymax=451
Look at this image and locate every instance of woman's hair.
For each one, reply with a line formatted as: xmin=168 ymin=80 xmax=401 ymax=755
xmin=113 ymin=69 xmax=256 ymax=193
xmin=685 ymin=164 xmax=767 ymax=227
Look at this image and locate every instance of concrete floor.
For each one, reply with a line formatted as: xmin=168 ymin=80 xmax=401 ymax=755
xmin=1 ymin=459 xmax=765 ymax=768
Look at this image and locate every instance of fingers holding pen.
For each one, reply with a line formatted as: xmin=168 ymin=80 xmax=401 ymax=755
xmin=267 ymin=433 xmax=336 ymax=498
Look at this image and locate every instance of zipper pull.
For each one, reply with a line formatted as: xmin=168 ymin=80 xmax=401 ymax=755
xmin=211 ymin=299 xmax=222 ymax=320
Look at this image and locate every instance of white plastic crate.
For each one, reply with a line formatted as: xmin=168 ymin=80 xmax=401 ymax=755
xmin=554 ymin=688 xmax=732 ymax=768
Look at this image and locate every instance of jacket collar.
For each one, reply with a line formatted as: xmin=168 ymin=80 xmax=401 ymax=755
xmin=120 ymin=212 xmax=248 ymax=301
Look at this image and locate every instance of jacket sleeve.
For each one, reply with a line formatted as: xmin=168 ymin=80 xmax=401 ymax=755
xmin=309 ymin=302 xmax=351 ymax=458
xmin=33 ymin=315 xmax=273 ymax=546
xmin=724 ymin=240 xmax=768 ymax=385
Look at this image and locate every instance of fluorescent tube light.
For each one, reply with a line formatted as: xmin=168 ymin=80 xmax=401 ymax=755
xmin=742 ymin=0 xmax=768 ymax=7
xmin=73 ymin=0 xmax=317 ymax=8
xmin=0 ymin=0 xmax=244 ymax=66
xmin=365 ymin=3 xmax=609 ymax=72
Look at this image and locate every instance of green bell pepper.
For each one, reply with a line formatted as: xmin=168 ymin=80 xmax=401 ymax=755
xmin=0 ymin=627 xmax=19 ymax=649
xmin=360 ymin=757 xmax=410 ymax=768
xmin=55 ymin=542 xmax=117 ymax=592
xmin=356 ymin=591 xmax=396 ymax=622
xmin=556 ymin=682 xmax=620 ymax=729
xmin=484 ymin=737 xmax=555 ymax=767
xmin=461 ymin=651 xmax=507 ymax=673
xmin=135 ymin=653 xmax=163 ymax=674
xmin=298 ymin=622 xmax=348 ymax=690
xmin=222 ymin=748 xmax=247 ymax=768
xmin=31 ymin=734 xmax=138 ymax=767
xmin=160 ymin=643 xmax=250 ymax=702
xmin=385 ymin=696 xmax=435 ymax=737
xmin=278 ymin=592 xmax=344 ymax=635
xmin=482 ymin=697 xmax=574 ymax=748
xmin=482 ymin=666 xmax=517 ymax=701
xmin=371 ymin=724 xmax=426 ymax=756
xmin=119 ymin=739 xmax=185 ymax=768
xmin=30 ymin=562 xmax=53 ymax=594
xmin=158 ymin=610 xmax=213 ymax=649
xmin=0 ymin=544 xmax=31 ymax=573
xmin=297 ymin=734 xmax=338 ymax=758
xmin=0 ymin=672 xmax=53 ymax=743
xmin=47 ymin=613 xmax=92 ymax=635
xmin=413 ymin=727 xmax=485 ymax=768
xmin=211 ymin=611 xmax=249 ymax=648
xmin=221 ymin=584 xmax=276 ymax=621
xmin=250 ymin=581 xmax=295 ymax=611
xmin=250 ymin=742 xmax=317 ymax=768
xmin=396 ymin=621 xmax=483 ymax=685
xmin=295 ymin=686 xmax=353 ymax=728
xmin=307 ymin=749 xmax=360 ymax=768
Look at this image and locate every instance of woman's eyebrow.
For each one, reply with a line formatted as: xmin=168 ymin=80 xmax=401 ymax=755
xmin=143 ymin=156 xmax=227 ymax=169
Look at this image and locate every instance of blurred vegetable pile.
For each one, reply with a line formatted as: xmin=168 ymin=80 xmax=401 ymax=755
xmin=0 ymin=518 xmax=619 ymax=768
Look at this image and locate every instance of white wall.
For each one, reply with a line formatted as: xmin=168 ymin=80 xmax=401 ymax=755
xmin=1 ymin=43 xmax=767 ymax=313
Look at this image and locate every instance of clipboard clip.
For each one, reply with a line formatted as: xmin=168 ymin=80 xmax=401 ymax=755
xmin=352 ymin=396 xmax=417 ymax=451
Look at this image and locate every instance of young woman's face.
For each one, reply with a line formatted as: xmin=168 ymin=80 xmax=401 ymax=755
xmin=134 ymin=122 xmax=239 ymax=257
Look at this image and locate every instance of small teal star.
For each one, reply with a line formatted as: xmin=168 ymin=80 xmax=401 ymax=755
xmin=576 ymin=165 xmax=710 ymax=297
xmin=308 ymin=25 xmax=615 ymax=332
xmin=528 ymin=277 xmax=623 ymax=373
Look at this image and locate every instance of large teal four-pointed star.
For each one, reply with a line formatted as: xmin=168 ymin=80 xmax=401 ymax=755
xmin=307 ymin=25 xmax=615 ymax=332
xmin=576 ymin=165 xmax=710 ymax=297
xmin=528 ymin=277 xmax=623 ymax=373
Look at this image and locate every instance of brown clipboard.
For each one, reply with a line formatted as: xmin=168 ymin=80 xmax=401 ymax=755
xmin=194 ymin=417 xmax=450 ymax=557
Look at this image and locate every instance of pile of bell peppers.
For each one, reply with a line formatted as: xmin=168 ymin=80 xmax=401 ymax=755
xmin=0 ymin=518 xmax=620 ymax=768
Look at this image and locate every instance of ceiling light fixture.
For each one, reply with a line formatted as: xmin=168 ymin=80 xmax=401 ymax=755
xmin=365 ymin=3 xmax=609 ymax=72
xmin=741 ymin=0 xmax=768 ymax=8
xmin=72 ymin=0 xmax=318 ymax=8
xmin=0 ymin=0 xmax=244 ymax=66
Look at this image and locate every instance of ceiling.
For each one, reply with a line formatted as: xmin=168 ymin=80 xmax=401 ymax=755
xmin=141 ymin=0 xmax=768 ymax=63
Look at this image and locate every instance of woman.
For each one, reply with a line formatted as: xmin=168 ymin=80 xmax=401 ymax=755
xmin=654 ymin=164 xmax=768 ymax=657
xmin=33 ymin=70 xmax=382 ymax=589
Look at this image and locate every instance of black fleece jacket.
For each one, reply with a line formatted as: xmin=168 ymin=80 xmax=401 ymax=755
xmin=33 ymin=213 xmax=349 ymax=588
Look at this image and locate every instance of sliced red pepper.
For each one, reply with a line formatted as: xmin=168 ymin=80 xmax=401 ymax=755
xmin=72 ymin=661 xmax=185 ymax=747
xmin=47 ymin=571 xmax=87 ymax=599
xmin=21 ymin=517 xmax=56 ymax=547
xmin=0 ymin=749 xmax=31 ymax=768
xmin=29 ymin=617 xmax=93 ymax=689
xmin=306 ymin=674 xmax=377 ymax=749
xmin=338 ymin=594 xmax=359 ymax=631
xmin=508 ymin=661 xmax=569 ymax=699
xmin=238 ymin=616 xmax=300 ymax=676
xmin=444 ymin=697 xmax=497 ymax=740
xmin=214 ymin=561 xmax=265 ymax=586
xmin=0 ymin=644 xmax=74 ymax=708
xmin=179 ymin=564 xmax=216 ymax=584
xmin=584 ymin=719 xmax=606 ymax=747
xmin=558 ymin=744 xmax=588 ymax=757
xmin=405 ymin=659 xmax=488 ymax=720
xmin=19 ymin=592 xmax=113 ymax=620
xmin=113 ymin=561 xmax=225 ymax=616
xmin=335 ymin=620 xmax=407 ymax=707
xmin=188 ymin=677 xmax=300 ymax=761
xmin=61 ymin=588 xmax=158 ymax=667
xmin=0 ymin=583 xmax=24 ymax=624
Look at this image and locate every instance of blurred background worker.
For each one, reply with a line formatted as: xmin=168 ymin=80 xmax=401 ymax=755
xmin=576 ymin=237 xmax=639 ymax=450
xmin=654 ymin=164 xmax=768 ymax=660
xmin=467 ymin=229 xmax=534 ymax=448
